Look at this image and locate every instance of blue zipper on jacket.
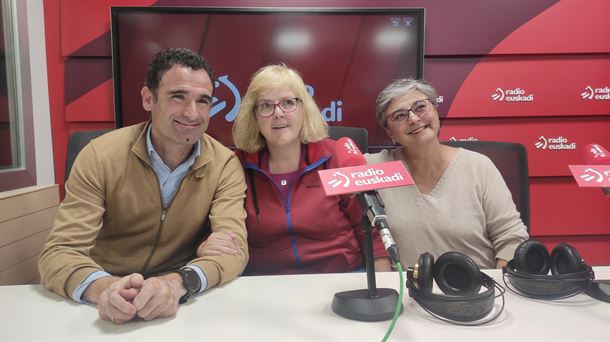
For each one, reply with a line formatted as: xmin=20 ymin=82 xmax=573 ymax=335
xmin=245 ymin=155 xmax=329 ymax=271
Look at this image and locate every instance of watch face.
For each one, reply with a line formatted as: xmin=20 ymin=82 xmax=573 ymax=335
xmin=182 ymin=268 xmax=201 ymax=293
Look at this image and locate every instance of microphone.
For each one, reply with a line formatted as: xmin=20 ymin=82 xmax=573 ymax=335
xmin=322 ymin=137 xmax=414 ymax=322
xmin=334 ymin=137 xmax=401 ymax=264
xmin=583 ymin=143 xmax=610 ymax=164
xmin=336 ymin=137 xmax=366 ymax=166
xmin=582 ymin=143 xmax=610 ymax=196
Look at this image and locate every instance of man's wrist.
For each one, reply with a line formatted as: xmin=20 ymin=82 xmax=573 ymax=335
xmin=158 ymin=272 xmax=187 ymax=300
xmin=82 ymin=276 xmax=120 ymax=304
xmin=72 ymin=271 xmax=112 ymax=303
xmin=169 ymin=267 xmax=201 ymax=304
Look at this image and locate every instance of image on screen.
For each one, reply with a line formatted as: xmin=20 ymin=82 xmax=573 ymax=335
xmin=111 ymin=7 xmax=425 ymax=148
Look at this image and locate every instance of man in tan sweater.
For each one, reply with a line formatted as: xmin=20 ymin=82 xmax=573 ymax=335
xmin=38 ymin=48 xmax=248 ymax=324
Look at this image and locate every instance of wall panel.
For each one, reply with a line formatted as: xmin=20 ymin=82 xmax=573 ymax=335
xmin=0 ymin=185 xmax=59 ymax=285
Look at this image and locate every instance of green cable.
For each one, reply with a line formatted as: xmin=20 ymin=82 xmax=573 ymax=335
xmin=381 ymin=261 xmax=404 ymax=342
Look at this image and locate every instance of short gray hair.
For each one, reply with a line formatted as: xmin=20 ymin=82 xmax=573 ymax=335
xmin=375 ymin=79 xmax=439 ymax=128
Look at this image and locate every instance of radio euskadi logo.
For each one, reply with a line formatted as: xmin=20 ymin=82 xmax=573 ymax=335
xmin=306 ymin=85 xmax=343 ymax=122
xmin=328 ymin=171 xmax=350 ymax=188
xmin=581 ymin=85 xmax=610 ymax=100
xmin=350 ymin=168 xmax=405 ymax=186
xmin=327 ymin=168 xmax=405 ymax=188
xmin=490 ymin=87 xmax=534 ymax=102
xmin=534 ymin=136 xmax=576 ymax=150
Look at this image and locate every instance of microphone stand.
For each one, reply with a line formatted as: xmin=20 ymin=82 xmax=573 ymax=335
xmin=331 ymin=196 xmax=403 ymax=321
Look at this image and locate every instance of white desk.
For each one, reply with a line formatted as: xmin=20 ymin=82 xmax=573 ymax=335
xmin=1 ymin=267 xmax=609 ymax=341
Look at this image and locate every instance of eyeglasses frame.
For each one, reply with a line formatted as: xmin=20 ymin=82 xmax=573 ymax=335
xmin=384 ymin=98 xmax=434 ymax=127
xmin=254 ymin=97 xmax=302 ymax=118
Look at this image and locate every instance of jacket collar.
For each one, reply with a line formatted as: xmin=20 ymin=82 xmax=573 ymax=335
xmin=131 ymin=121 xmax=211 ymax=178
xmin=240 ymin=139 xmax=333 ymax=171
xmin=239 ymin=139 xmax=334 ymax=222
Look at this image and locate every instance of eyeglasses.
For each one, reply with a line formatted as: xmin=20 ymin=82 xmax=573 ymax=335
xmin=254 ymin=98 xmax=301 ymax=117
xmin=384 ymin=99 xmax=433 ymax=126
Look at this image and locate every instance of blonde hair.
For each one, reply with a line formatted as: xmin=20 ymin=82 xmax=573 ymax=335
xmin=232 ymin=64 xmax=328 ymax=152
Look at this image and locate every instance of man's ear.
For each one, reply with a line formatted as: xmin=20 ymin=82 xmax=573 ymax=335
xmin=141 ymin=86 xmax=154 ymax=111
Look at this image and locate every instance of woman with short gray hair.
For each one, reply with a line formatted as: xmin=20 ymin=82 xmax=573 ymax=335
xmin=366 ymin=78 xmax=529 ymax=269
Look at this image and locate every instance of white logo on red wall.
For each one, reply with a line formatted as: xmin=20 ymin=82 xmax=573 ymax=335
xmin=491 ymin=87 xmax=534 ymax=102
xmin=581 ymin=85 xmax=610 ymax=100
xmin=534 ymin=136 xmax=576 ymax=150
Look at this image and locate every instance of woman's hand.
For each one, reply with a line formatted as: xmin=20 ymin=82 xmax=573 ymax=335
xmin=197 ymin=232 xmax=243 ymax=257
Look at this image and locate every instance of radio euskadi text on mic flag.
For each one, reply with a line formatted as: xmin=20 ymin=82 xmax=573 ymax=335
xmin=318 ymin=161 xmax=414 ymax=196
xmin=319 ymin=136 xmax=414 ymax=195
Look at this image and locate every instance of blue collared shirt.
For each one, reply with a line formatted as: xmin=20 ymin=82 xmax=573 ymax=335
xmin=146 ymin=125 xmax=200 ymax=208
xmin=72 ymin=125 xmax=208 ymax=302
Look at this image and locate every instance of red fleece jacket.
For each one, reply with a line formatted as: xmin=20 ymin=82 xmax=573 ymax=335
xmin=237 ymin=138 xmax=387 ymax=275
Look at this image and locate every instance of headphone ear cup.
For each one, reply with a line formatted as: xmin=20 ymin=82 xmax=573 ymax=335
xmin=550 ymin=243 xmax=586 ymax=275
xmin=416 ymin=252 xmax=435 ymax=293
xmin=514 ymin=240 xmax=550 ymax=275
xmin=433 ymin=252 xmax=481 ymax=297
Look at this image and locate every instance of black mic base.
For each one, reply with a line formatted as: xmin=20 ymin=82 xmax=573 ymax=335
xmin=332 ymin=288 xmax=402 ymax=321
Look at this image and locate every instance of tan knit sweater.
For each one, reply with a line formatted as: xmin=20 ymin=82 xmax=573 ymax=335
xmin=39 ymin=122 xmax=248 ymax=299
xmin=365 ymin=147 xmax=529 ymax=269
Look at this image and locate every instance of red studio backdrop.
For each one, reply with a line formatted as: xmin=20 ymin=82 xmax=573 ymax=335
xmin=45 ymin=0 xmax=609 ymax=264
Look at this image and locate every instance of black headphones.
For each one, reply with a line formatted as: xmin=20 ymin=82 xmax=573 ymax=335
xmin=502 ymin=240 xmax=596 ymax=300
xmin=406 ymin=251 xmax=504 ymax=325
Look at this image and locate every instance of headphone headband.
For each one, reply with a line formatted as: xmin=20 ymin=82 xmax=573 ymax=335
xmin=408 ymin=272 xmax=496 ymax=322
xmin=406 ymin=258 xmax=505 ymax=326
xmin=503 ymin=260 xmax=595 ymax=299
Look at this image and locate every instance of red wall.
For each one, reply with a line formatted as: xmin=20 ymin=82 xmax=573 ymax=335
xmin=43 ymin=0 xmax=610 ymax=264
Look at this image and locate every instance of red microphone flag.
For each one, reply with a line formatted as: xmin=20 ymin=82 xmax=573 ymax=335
xmin=568 ymin=143 xmax=610 ymax=192
xmin=318 ymin=137 xmax=414 ymax=196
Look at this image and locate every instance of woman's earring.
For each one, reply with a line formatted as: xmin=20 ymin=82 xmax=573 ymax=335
xmin=391 ymin=137 xmax=397 ymax=145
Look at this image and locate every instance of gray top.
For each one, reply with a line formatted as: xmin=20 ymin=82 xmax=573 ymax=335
xmin=365 ymin=147 xmax=529 ymax=269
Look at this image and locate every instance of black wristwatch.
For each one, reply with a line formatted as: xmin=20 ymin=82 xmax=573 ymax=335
xmin=176 ymin=267 xmax=201 ymax=304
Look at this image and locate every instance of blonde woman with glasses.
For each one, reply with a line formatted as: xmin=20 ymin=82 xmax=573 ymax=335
xmin=366 ymin=79 xmax=528 ymax=270
xmin=198 ymin=64 xmax=391 ymax=275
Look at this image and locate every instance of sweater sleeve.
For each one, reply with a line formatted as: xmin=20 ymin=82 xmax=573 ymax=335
xmin=38 ymin=143 xmax=107 ymax=299
xmin=480 ymin=157 xmax=529 ymax=262
xmin=189 ymin=153 xmax=248 ymax=289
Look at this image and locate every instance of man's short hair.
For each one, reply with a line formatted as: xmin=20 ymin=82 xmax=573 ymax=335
xmin=144 ymin=48 xmax=216 ymax=97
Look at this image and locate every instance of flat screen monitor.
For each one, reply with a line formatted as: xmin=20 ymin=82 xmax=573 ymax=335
xmin=111 ymin=7 xmax=425 ymax=148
